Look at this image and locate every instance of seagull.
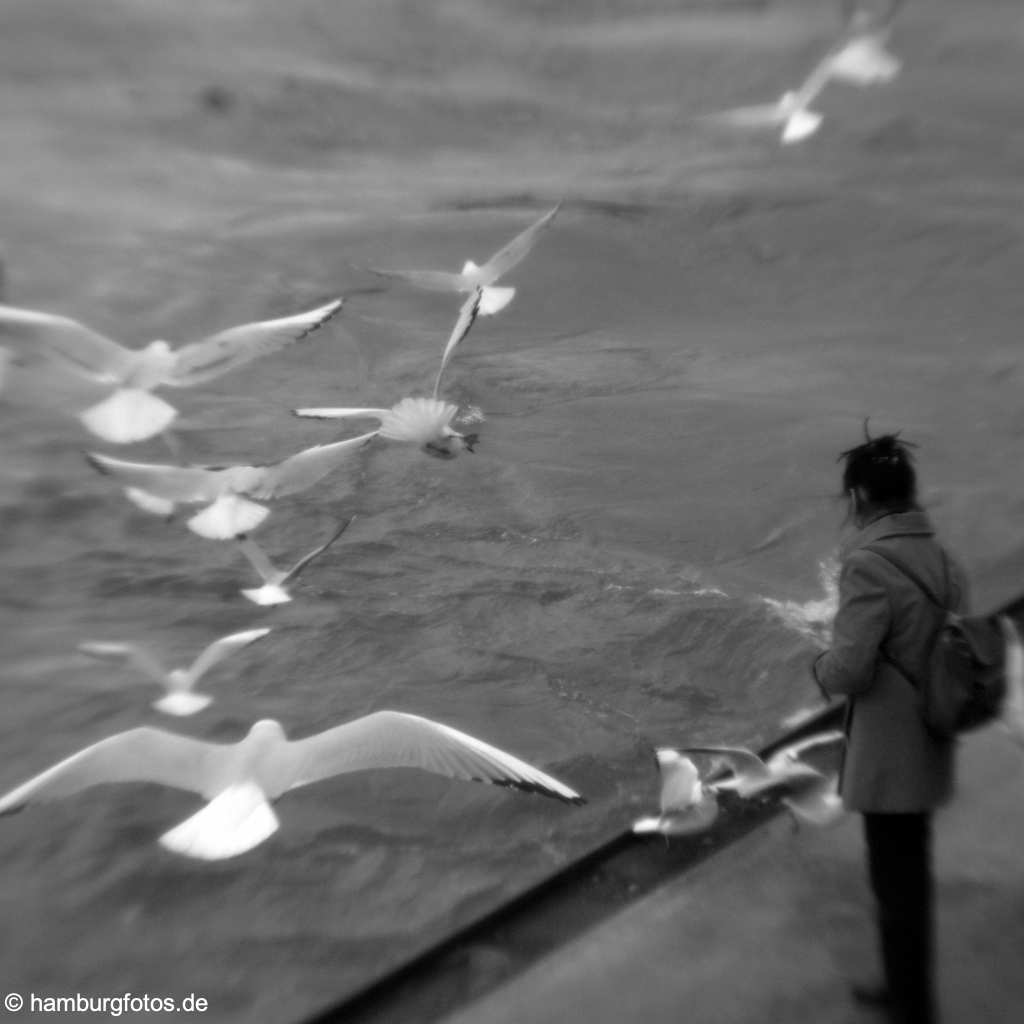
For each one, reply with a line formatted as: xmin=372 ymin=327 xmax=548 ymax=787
xmin=780 ymin=771 xmax=846 ymax=830
xmin=703 ymin=17 xmax=901 ymax=145
xmin=77 ymin=628 xmax=271 ymax=716
xmin=84 ymin=430 xmax=377 ymax=539
xmin=293 ymin=290 xmax=483 ymax=459
xmin=0 ymin=712 xmax=584 ymax=860
xmin=235 ymin=518 xmax=353 ymax=606
xmin=370 ymin=204 xmax=560 ymax=316
xmin=632 ymin=749 xmax=719 ymax=837
xmin=998 ymin=615 xmax=1024 ymax=748
xmin=0 ymin=299 xmax=343 ymax=443
xmin=681 ymin=730 xmax=846 ymax=799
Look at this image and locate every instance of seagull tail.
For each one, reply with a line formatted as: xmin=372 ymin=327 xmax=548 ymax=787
xmin=79 ymin=388 xmax=178 ymax=444
xmin=240 ymin=584 xmax=292 ymax=606
xmin=781 ymin=109 xmax=823 ymax=145
xmin=632 ymin=816 xmax=663 ymax=835
xmin=124 ymin=487 xmax=176 ymax=517
xmin=187 ymin=495 xmax=269 ymax=540
xmin=780 ymin=794 xmax=846 ymax=829
xmin=153 ymin=692 xmax=212 ymax=717
xmin=158 ymin=783 xmax=279 ymax=860
xmin=479 ymin=286 xmax=515 ymax=316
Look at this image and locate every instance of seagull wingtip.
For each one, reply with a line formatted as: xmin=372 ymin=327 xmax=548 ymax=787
xmin=82 ymin=450 xmax=110 ymax=475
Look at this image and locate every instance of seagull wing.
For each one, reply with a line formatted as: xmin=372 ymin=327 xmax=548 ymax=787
xmin=282 ymin=518 xmax=354 ymax=583
xmin=291 ymin=407 xmax=390 ymax=422
xmin=771 ymin=729 xmax=845 ymax=765
xmin=184 ymin=628 xmax=272 ymax=685
xmin=0 ymin=728 xmax=229 ymax=813
xmin=788 ymin=48 xmax=839 ymax=109
xmin=368 ymin=267 xmax=468 ymax=293
xmin=479 ymin=204 xmax=560 ymax=284
xmin=433 ymin=288 xmax=483 ymax=398
xmin=235 ymin=537 xmax=281 ymax=584
xmin=286 ymin=710 xmax=583 ymax=803
xmin=167 ymin=299 xmax=344 ymax=387
xmin=243 ymin=430 xmax=378 ymax=499
xmin=84 ymin=451 xmax=226 ymax=503
xmin=657 ymin=754 xmax=701 ymax=813
xmin=0 ymin=303 xmax=134 ymax=381
xmin=77 ymin=641 xmax=170 ymax=687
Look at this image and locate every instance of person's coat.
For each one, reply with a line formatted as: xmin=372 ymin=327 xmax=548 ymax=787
xmin=813 ymin=508 xmax=966 ymax=813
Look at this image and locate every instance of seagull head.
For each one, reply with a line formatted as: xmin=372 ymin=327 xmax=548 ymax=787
xmin=247 ymin=720 xmax=288 ymax=745
xmin=423 ymin=429 xmax=479 ymax=459
xmin=654 ymin=748 xmax=685 ymax=769
xmin=167 ymin=668 xmax=190 ymax=688
xmin=423 ymin=441 xmax=457 ymax=460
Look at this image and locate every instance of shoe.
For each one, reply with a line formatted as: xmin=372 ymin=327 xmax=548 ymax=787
xmin=850 ymin=982 xmax=893 ymax=1008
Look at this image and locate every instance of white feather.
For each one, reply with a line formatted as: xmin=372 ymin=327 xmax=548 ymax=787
xmin=153 ymin=693 xmax=213 ymax=717
xmin=378 ymin=396 xmax=458 ymax=444
xmin=782 ymin=109 xmax=824 ymax=144
xmin=781 ymin=775 xmax=846 ymax=829
xmin=479 ymin=286 xmax=515 ymax=316
xmin=240 ymin=584 xmax=292 ymax=606
xmin=158 ymin=782 xmax=279 ymax=860
xmin=829 ymin=38 xmax=901 ymax=84
xmin=79 ymin=388 xmax=178 ymax=443
xmin=632 ymin=816 xmax=662 ymax=835
xmin=187 ymin=495 xmax=269 ymax=540
xmin=124 ymin=487 xmax=175 ymax=517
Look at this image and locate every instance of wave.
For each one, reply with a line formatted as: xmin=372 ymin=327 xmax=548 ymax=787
xmin=760 ymin=556 xmax=840 ymax=646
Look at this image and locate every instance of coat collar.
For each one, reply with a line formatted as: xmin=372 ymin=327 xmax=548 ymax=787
xmin=843 ymin=507 xmax=934 ymax=556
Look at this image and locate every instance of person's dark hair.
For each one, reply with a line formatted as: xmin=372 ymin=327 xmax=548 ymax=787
xmin=838 ymin=421 xmax=918 ymax=507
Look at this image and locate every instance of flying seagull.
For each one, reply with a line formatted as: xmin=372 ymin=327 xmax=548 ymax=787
xmin=632 ymin=749 xmax=719 ymax=837
xmin=703 ymin=18 xmax=901 ymax=145
xmin=0 ymin=299 xmax=343 ymax=443
xmin=235 ymin=518 xmax=354 ymax=605
xmin=681 ymin=730 xmax=846 ymax=799
xmin=84 ymin=430 xmax=377 ymax=539
xmin=370 ymin=204 xmax=560 ymax=316
xmin=293 ymin=290 xmax=483 ymax=459
xmin=780 ymin=771 xmax=846 ymax=830
xmin=0 ymin=712 xmax=584 ymax=860
xmin=78 ymin=628 xmax=271 ymax=716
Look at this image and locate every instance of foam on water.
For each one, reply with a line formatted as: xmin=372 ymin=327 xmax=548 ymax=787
xmin=760 ymin=557 xmax=841 ymax=647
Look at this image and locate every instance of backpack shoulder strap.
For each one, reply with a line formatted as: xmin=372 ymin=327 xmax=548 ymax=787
xmin=861 ymin=543 xmax=951 ymax=692
xmin=862 ymin=544 xmax=950 ymax=611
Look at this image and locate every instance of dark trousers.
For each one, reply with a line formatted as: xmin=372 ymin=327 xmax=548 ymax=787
xmin=863 ymin=812 xmax=936 ymax=1024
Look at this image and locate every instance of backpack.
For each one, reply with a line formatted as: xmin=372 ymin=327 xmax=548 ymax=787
xmin=864 ymin=545 xmax=1007 ymax=738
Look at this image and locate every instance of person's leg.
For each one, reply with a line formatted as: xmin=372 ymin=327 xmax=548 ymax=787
xmin=863 ymin=813 xmax=936 ymax=1023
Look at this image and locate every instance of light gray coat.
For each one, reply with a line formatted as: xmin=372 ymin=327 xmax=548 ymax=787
xmin=813 ymin=509 xmax=966 ymax=813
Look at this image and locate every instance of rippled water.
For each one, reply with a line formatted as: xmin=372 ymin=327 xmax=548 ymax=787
xmin=3 ymin=1 xmax=1024 ymax=1021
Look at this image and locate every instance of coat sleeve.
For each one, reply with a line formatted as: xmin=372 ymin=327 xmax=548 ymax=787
xmin=813 ymin=552 xmax=892 ymax=697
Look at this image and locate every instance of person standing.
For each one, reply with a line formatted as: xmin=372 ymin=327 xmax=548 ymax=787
xmin=812 ymin=429 xmax=966 ymax=1024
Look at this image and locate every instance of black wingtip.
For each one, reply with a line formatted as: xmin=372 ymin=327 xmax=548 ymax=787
xmin=483 ymin=777 xmax=586 ymax=806
xmin=82 ymin=451 xmax=109 ymax=476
